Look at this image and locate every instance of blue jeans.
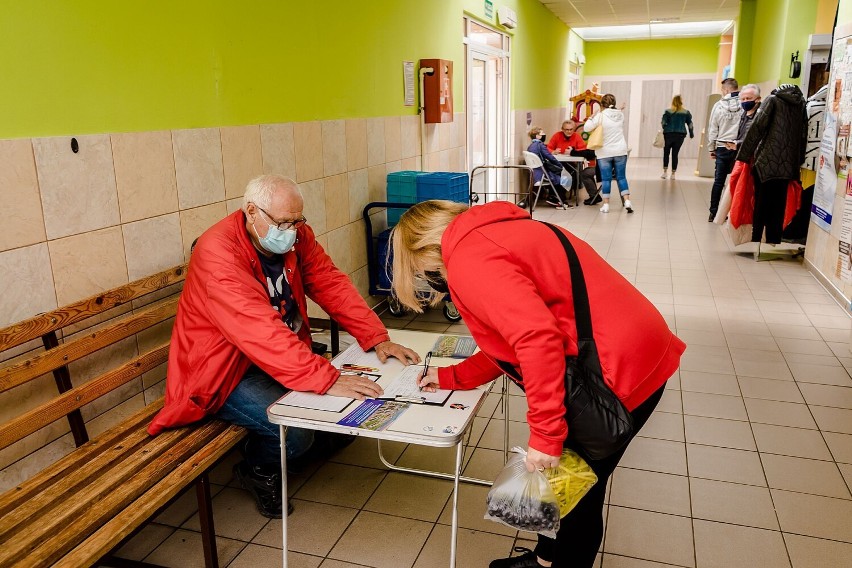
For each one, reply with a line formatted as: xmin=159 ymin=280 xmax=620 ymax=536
xmin=710 ymin=147 xmax=737 ymax=216
xmin=597 ymin=155 xmax=629 ymax=197
xmin=216 ymin=366 xmax=314 ymax=467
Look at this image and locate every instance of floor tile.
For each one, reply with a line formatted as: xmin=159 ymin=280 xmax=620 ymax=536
xmin=760 ymin=453 xmax=851 ymax=499
xmin=637 ymin=410 xmax=684 ymax=442
xmin=328 ymin=511 xmax=432 ymax=568
xmin=604 ymin=506 xmax=695 ymax=567
xmin=679 ymin=371 xmax=741 ymax=396
xmin=600 ymin=554 xmax=684 ymax=567
xmin=810 ymin=405 xmax=852 ymax=435
xmin=294 ymin=463 xmax=386 ymax=508
xmin=252 ymin=501 xmax=357 ymax=556
xmin=681 ymin=391 xmax=748 ymax=421
xmin=115 ymin=523 xmax=174 ymax=562
xmin=144 ymin=528 xmax=244 ymax=568
xmin=751 ymin=423 xmax=833 ymax=460
xmin=824 ymin=431 xmax=852 ymax=463
xmin=229 ymin=544 xmax=321 ymax=568
xmin=692 ymin=520 xmax=789 ymax=568
xmin=783 ymin=533 xmax=852 ymax=568
xmin=772 ymin=489 xmax=852 ymax=542
xmin=743 ymin=398 xmax=817 ymax=429
xmin=437 ymin=483 xmax=517 ymax=536
xmin=683 ymin=415 xmax=756 ymax=451
xmin=798 ymin=383 xmax=852 ymax=409
xmin=737 ymin=376 xmax=804 ymax=403
xmin=789 ymin=362 xmax=852 ymax=386
xmin=364 ymin=471 xmax=452 ymax=522
xmin=686 ymin=444 xmax=766 ymax=486
xmin=689 ymin=478 xmax=778 ymax=529
xmin=618 ymin=437 xmax=688 ymax=476
xmin=412 ymin=525 xmax=515 ymax=568
xmin=182 ymin=487 xmax=268 ymax=541
xmin=609 ymin=467 xmax=691 ymax=516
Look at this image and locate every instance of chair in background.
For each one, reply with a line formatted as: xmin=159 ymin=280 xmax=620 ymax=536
xmin=522 ymin=150 xmax=565 ymax=211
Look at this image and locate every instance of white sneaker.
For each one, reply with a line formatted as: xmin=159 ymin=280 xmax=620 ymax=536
xmin=660 ymin=171 xmax=667 ymax=179
xmin=624 ymin=199 xmax=634 ymax=213
xmin=671 ymin=171 xmax=676 ymax=179
xmin=600 ymin=203 xmax=609 ymax=213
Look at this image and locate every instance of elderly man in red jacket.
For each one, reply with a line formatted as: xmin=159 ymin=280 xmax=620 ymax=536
xmin=148 ymin=174 xmax=419 ymax=518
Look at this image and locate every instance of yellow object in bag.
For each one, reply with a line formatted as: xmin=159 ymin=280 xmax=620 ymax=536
xmin=585 ymin=124 xmax=603 ymax=150
xmin=544 ymin=448 xmax=598 ymax=517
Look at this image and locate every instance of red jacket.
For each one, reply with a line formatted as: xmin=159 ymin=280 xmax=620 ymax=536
xmin=148 ymin=211 xmax=389 ymax=435
xmin=548 ymin=130 xmax=596 ymax=167
xmin=436 ymin=203 xmax=685 ymax=455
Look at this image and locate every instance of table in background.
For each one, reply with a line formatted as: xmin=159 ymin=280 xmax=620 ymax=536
xmin=267 ymin=329 xmax=494 ymax=568
xmin=555 ymin=153 xmax=585 ymax=206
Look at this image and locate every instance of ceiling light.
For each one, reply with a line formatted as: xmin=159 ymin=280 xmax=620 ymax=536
xmin=574 ymin=20 xmax=733 ymax=41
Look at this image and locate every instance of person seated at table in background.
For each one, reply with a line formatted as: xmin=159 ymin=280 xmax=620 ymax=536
xmin=391 ymin=200 xmax=685 ymax=568
xmin=527 ymin=126 xmax=572 ymax=208
xmin=547 ymin=119 xmax=599 ymax=204
xmin=147 ymin=174 xmax=420 ymax=519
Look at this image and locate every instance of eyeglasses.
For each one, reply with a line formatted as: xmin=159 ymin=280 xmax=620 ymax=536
xmin=254 ymin=205 xmax=307 ymax=231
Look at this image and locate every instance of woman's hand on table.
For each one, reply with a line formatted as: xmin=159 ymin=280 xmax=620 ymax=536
xmin=417 ymin=367 xmax=441 ymax=392
xmin=374 ymin=340 xmax=421 ymax=364
xmin=525 ymin=447 xmax=561 ymax=472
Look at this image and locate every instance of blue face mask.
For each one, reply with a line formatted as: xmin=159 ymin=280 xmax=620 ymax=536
xmin=253 ymin=213 xmax=297 ymax=254
xmin=741 ymin=100 xmax=757 ymax=112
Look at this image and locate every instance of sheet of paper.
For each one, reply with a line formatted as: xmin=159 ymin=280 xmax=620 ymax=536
xmin=330 ymin=342 xmax=386 ymax=370
xmin=276 ymin=390 xmax=355 ymax=412
xmin=381 ymin=366 xmax=452 ymax=405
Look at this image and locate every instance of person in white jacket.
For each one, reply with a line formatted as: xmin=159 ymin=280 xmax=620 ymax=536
xmin=706 ymin=78 xmax=743 ymax=221
xmin=582 ymin=94 xmax=633 ymax=213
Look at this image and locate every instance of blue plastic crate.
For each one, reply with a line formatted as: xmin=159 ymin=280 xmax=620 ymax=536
xmin=416 ymin=172 xmax=469 ymax=203
xmin=387 ymin=171 xmax=427 ymax=225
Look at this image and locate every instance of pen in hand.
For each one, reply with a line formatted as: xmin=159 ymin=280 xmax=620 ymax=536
xmin=419 ymin=351 xmax=432 ymax=392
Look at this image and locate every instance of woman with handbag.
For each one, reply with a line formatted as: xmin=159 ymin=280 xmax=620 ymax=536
xmin=660 ymin=95 xmax=694 ymax=179
xmin=391 ymin=200 xmax=686 ymax=568
xmin=582 ymin=94 xmax=633 ymax=213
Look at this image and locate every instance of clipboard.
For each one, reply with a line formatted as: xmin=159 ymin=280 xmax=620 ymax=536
xmin=375 ymin=390 xmax=452 ymax=406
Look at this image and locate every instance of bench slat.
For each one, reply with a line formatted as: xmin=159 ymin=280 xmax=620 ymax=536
xmin=0 ymin=401 xmax=163 ymax=517
xmin=0 ymin=297 xmax=178 ymax=394
xmin=0 ymin=265 xmax=185 ymax=352
xmin=55 ymin=424 xmax=246 ymax=568
xmin=0 ymin=344 xmax=169 ymax=452
xmin=0 ymin=419 xmax=231 ymax=567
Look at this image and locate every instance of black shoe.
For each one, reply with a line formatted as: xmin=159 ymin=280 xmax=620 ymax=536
xmin=489 ymin=547 xmax=541 ymax=568
xmin=233 ymin=461 xmax=292 ymax=518
xmin=585 ymin=193 xmax=602 ymax=205
xmin=708 ymin=213 xmax=716 ymax=222
xmin=545 ymin=197 xmax=563 ymax=208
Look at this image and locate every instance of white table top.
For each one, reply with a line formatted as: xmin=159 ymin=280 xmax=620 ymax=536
xmin=266 ymin=329 xmax=490 ymax=448
xmin=555 ymin=154 xmax=585 ymax=162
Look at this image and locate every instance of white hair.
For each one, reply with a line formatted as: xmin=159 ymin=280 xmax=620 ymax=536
xmin=242 ymin=175 xmax=302 ymax=212
xmin=741 ymin=83 xmax=761 ymax=97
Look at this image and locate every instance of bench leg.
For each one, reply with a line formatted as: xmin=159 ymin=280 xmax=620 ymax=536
xmin=196 ymin=474 xmax=219 ymax=568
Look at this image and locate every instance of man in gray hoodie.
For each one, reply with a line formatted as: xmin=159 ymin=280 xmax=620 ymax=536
xmin=707 ymin=78 xmax=744 ymax=221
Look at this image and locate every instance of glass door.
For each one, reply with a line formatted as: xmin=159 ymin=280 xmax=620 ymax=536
xmin=466 ymin=20 xmax=509 ymax=203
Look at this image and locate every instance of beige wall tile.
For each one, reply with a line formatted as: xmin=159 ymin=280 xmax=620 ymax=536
xmin=301 ymin=179 xmax=327 ymax=236
xmin=0 ymin=431 xmax=74 ymax=492
xmin=326 ymin=224 xmax=353 ymax=274
xmin=260 ymin=123 xmax=296 ymax=179
xmin=111 ymin=131 xmax=179 ymax=224
xmin=366 ymin=118 xmax=386 ymax=167
xmin=351 ymin=265 xmax=377 ymax=307
xmin=172 ymin=128 xmax=225 ymax=209
xmin=384 ymin=116 xmax=402 ymax=162
xmin=33 ymin=135 xmax=120 ymax=240
xmin=0 ymin=139 xmax=46 ymax=251
xmin=48 ymin=226 xmax=129 ymax=306
xmin=0 ymin=243 xmax=57 ymax=327
xmin=437 ymin=121 xmax=452 ymax=151
xmin=367 ymin=165 xmax=386 ymax=203
xmin=293 ymin=122 xmax=324 ymax=183
xmin=455 ymin=112 xmax=466 ymax=147
xmin=322 ymin=120 xmax=347 ymax=176
xmin=422 ymin=123 xmax=440 ymax=155
xmin=226 ymin=197 xmax=242 ymax=215
xmin=345 ymin=119 xmax=368 ymax=171
xmin=348 ymin=169 xmax=369 ymax=223
xmin=324 ymin=174 xmax=350 ymax=232
xmin=348 ymin=220 xmax=367 ymax=271
xmin=122 ymin=213 xmax=184 ymax=280
xmin=86 ymin=392 xmax=146 ymax=439
xmin=220 ymin=125 xmax=263 ymax=200
xmin=180 ymin=202 xmax=228 ymax=260
xmin=400 ymin=115 xmax=419 ymax=159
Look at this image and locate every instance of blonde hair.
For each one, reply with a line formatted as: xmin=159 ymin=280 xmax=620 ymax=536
xmin=671 ymin=95 xmax=684 ymax=112
xmin=390 ymin=200 xmax=469 ymax=312
xmin=527 ymin=126 xmax=543 ymax=139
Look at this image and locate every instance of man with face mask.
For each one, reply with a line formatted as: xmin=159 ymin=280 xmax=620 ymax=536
xmin=148 ymin=175 xmax=420 ymax=519
xmin=724 ymin=84 xmax=762 ymax=151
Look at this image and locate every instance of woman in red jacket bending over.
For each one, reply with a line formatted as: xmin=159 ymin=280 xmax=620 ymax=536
xmin=390 ymin=200 xmax=685 ymax=568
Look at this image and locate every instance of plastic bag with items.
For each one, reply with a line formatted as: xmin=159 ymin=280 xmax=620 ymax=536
xmin=484 ymin=447 xmax=598 ymax=538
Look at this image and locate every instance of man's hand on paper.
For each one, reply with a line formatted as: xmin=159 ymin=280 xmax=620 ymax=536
xmin=374 ymin=340 xmax=421 ymax=364
xmin=327 ymin=373 xmax=384 ymax=400
xmin=525 ymin=447 xmax=561 ymax=472
xmin=416 ymin=367 xmax=440 ymax=392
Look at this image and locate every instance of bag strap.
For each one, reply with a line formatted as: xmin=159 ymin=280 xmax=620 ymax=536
xmin=541 ymin=222 xmax=594 ymax=341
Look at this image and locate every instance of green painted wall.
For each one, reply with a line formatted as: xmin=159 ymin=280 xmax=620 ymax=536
xmin=0 ymin=0 xmax=579 ymax=138
xmin=583 ymin=37 xmax=720 ymax=76
xmin=738 ymin=0 xmax=820 ymax=85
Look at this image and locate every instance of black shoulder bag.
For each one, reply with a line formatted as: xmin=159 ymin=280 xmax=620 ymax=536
xmin=544 ymin=223 xmax=634 ymax=460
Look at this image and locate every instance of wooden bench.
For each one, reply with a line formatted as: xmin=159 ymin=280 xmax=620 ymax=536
xmin=0 ymin=265 xmax=246 ymax=568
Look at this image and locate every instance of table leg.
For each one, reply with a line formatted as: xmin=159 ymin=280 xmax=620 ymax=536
xmin=450 ymin=441 xmax=463 ymax=568
xmin=280 ymin=425 xmax=288 ymax=568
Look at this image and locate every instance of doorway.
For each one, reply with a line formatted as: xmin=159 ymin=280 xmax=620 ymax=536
xmin=466 ymin=19 xmax=510 ymax=202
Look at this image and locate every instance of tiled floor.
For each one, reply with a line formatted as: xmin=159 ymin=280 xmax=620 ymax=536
xmin=118 ymin=159 xmax=852 ymax=567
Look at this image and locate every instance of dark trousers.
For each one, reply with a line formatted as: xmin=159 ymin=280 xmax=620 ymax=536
xmin=534 ymin=384 xmax=667 ymax=568
xmin=662 ymin=133 xmax=686 ymax=171
xmin=709 ymin=147 xmax=737 ymax=216
xmin=579 ymin=166 xmax=598 ymax=197
xmin=752 ymin=175 xmax=789 ymax=244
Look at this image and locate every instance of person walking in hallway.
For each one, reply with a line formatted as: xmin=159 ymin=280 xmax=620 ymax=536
xmin=660 ymin=95 xmax=694 ymax=179
xmin=707 ymin=78 xmax=743 ymax=221
xmin=581 ymin=94 xmax=633 ymax=213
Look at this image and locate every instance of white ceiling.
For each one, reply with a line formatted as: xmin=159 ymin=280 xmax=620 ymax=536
xmin=541 ymin=0 xmax=740 ymax=40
